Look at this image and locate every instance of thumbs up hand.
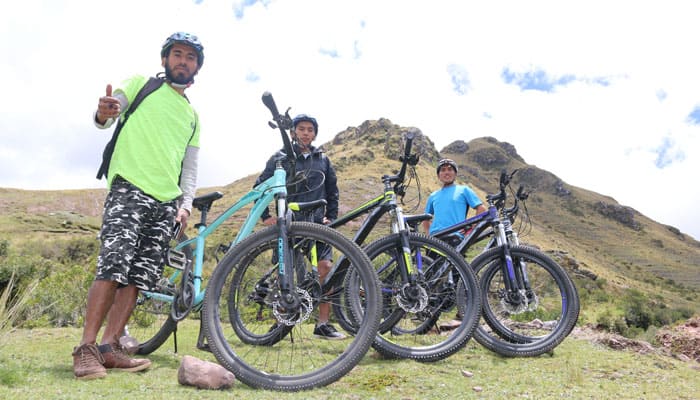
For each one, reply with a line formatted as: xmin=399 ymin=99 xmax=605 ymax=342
xmin=96 ymin=84 xmax=121 ymax=124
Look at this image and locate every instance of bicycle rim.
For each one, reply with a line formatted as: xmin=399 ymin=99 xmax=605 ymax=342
xmin=129 ymin=292 xmax=178 ymax=355
xmin=202 ymin=222 xmax=381 ymax=391
xmin=471 ymin=245 xmax=580 ymax=357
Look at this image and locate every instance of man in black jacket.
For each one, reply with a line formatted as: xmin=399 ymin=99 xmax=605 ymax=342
xmin=255 ymin=114 xmax=345 ymax=339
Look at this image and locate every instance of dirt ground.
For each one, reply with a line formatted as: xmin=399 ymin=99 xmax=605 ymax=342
xmin=571 ymin=317 xmax=700 ymax=367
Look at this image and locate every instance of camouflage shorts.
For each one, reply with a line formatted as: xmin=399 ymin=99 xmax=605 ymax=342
xmin=95 ymin=177 xmax=177 ymax=291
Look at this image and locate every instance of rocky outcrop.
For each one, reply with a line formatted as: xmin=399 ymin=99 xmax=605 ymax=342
xmin=594 ymin=202 xmax=641 ymax=231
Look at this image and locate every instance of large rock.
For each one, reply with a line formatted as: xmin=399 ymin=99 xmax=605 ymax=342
xmin=177 ymin=355 xmax=236 ymax=390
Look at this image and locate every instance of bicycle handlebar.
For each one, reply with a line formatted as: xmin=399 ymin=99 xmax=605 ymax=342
xmin=262 ymin=91 xmax=297 ymax=193
xmin=394 ymin=128 xmax=415 ymax=182
xmin=385 ymin=128 xmax=420 ymax=194
xmin=262 ymin=92 xmax=296 ymax=160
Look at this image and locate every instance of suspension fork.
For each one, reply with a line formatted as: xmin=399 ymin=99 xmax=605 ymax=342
xmin=494 ymin=220 xmax=521 ymax=293
xmin=390 ymin=205 xmax=421 ymax=285
xmin=274 ymin=192 xmax=300 ymax=309
xmin=504 ymin=219 xmax=532 ymax=293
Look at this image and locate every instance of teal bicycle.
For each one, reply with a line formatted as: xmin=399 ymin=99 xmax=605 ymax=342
xmin=127 ymin=92 xmax=382 ymax=391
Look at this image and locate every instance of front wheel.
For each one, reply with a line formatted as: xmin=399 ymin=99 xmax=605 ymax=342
xmin=470 ymin=245 xmax=580 ymax=357
xmin=202 ymin=222 xmax=381 ymax=391
xmin=361 ymin=233 xmax=482 ymax=362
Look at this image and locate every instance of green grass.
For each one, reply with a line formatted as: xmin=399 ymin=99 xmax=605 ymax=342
xmin=0 ymin=320 xmax=697 ymax=399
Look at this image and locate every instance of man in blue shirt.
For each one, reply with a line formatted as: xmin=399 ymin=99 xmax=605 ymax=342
xmin=422 ymin=158 xmax=486 ymax=329
xmin=423 ymin=159 xmax=487 ymax=237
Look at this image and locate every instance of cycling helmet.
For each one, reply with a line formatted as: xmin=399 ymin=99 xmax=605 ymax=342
xmin=292 ymin=114 xmax=319 ymax=135
xmin=161 ymin=32 xmax=205 ymax=67
xmin=436 ymin=158 xmax=458 ymax=175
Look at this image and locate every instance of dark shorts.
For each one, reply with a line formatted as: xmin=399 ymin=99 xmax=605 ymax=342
xmin=95 ymin=177 xmax=177 ymax=291
xmin=291 ymin=211 xmax=333 ymax=261
xmin=315 ymin=242 xmax=333 ymax=262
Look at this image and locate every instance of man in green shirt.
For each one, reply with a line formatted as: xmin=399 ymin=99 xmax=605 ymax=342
xmin=72 ymin=32 xmax=204 ymax=380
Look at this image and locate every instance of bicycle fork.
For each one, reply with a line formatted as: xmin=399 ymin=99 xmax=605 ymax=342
xmin=495 ymin=220 xmax=535 ymax=312
xmin=272 ymin=194 xmax=313 ymax=326
xmin=390 ymin=207 xmax=429 ymax=313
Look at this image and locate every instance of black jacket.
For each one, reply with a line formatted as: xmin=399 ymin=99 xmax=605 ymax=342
xmin=255 ymin=143 xmax=339 ymax=223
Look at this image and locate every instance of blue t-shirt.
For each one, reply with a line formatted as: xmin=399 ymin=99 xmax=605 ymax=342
xmin=425 ymin=184 xmax=482 ymax=235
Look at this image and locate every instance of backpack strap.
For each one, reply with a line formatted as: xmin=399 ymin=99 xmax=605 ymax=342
xmin=96 ymin=77 xmax=166 ymax=180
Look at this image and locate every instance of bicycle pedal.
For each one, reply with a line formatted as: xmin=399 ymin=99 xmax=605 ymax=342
xmin=167 ymin=249 xmax=187 ymax=270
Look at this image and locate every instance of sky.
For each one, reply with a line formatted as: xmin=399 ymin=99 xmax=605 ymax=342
xmin=1 ymin=0 xmax=699 ymax=240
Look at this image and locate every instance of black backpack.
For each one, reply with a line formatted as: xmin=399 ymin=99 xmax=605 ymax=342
xmin=95 ymin=77 xmax=165 ymax=180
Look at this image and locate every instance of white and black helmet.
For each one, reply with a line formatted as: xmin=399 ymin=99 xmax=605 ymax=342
xmin=161 ymin=32 xmax=205 ymax=67
xmin=436 ymin=158 xmax=458 ymax=175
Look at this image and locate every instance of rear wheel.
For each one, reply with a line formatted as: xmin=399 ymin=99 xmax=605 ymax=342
xmin=128 ymin=235 xmax=193 ymax=355
xmin=202 ymin=222 xmax=381 ymax=391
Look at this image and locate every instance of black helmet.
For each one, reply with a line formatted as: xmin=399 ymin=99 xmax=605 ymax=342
xmin=161 ymin=32 xmax=204 ymax=68
xmin=292 ymin=114 xmax=319 ymax=135
xmin=436 ymin=158 xmax=458 ymax=175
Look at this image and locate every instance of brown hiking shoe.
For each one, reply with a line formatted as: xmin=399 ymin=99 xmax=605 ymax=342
xmin=72 ymin=343 xmax=107 ymax=380
xmin=99 ymin=339 xmax=151 ymax=372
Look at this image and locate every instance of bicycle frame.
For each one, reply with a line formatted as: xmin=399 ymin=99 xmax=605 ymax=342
xmin=431 ymin=170 xmax=531 ymax=294
xmin=140 ymin=157 xmax=289 ymax=310
xmin=326 ymin=130 xmax=426 ymax=281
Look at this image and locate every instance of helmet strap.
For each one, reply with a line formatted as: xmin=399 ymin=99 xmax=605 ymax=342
xmin=158 ymin=69 xmax=195 ymax=89
xmin=169 ymin=81 xmax=191 ymax=89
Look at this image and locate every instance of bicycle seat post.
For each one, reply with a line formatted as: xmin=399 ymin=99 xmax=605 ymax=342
xmin=195 ymin=206 xmax=209 ymax=230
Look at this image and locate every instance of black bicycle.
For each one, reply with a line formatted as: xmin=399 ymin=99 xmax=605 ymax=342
xmin=328 ymin=129 xmax=483 ymax=362
xmin=430 ymin=170 xmax=580 ymax=357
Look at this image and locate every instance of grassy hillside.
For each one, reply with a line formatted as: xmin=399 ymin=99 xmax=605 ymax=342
xmin=1 ymin=118 xmax=698 ymax=398
xmin=0 ymin=119 xmax=698 ymax=331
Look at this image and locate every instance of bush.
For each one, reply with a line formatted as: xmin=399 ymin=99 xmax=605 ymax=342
xmin=623 ymin=290 xmax=653 ymax=330
xmin=24 ymin=264 xmax=93 ymax=328
xmin=596 ymin=310 xmax=614 ymax=330
xmin=59 ymin=237 xmax=99 ymax=265
xmin=0 ymin=253 xmax=52 ymax=294
xmin=613 ymin=318 xmax=629 ymax=335
xmin=617 ymin=289 xmax=693 ymax=337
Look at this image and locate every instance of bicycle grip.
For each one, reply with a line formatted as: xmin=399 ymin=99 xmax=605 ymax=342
xmin=262 ymin=91 xmax=280 ymax=118
xmin=403 ymin=128 xmax=418 ymax=158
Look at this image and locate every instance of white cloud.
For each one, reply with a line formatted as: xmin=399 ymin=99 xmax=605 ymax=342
xmin=1 ymin=0 xmax=699 ymax=240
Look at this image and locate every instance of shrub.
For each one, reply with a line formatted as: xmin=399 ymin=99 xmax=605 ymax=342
xmin=618 ymin=289 xmax=692 ymax=337
xmin=0 ymin=253 xmax=52 ymax=293
xmin=596 ymin=310 xmax=613 ymax=330
xmin=24 ymin=264 xmax=93 ymax=328
xmin=59 ymin=237 xmax=99 ymax=264
xmin=624 ymin=294 xmax=652 ymax=330
xmin=613 ymin=317 xmax=629 ymax=335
